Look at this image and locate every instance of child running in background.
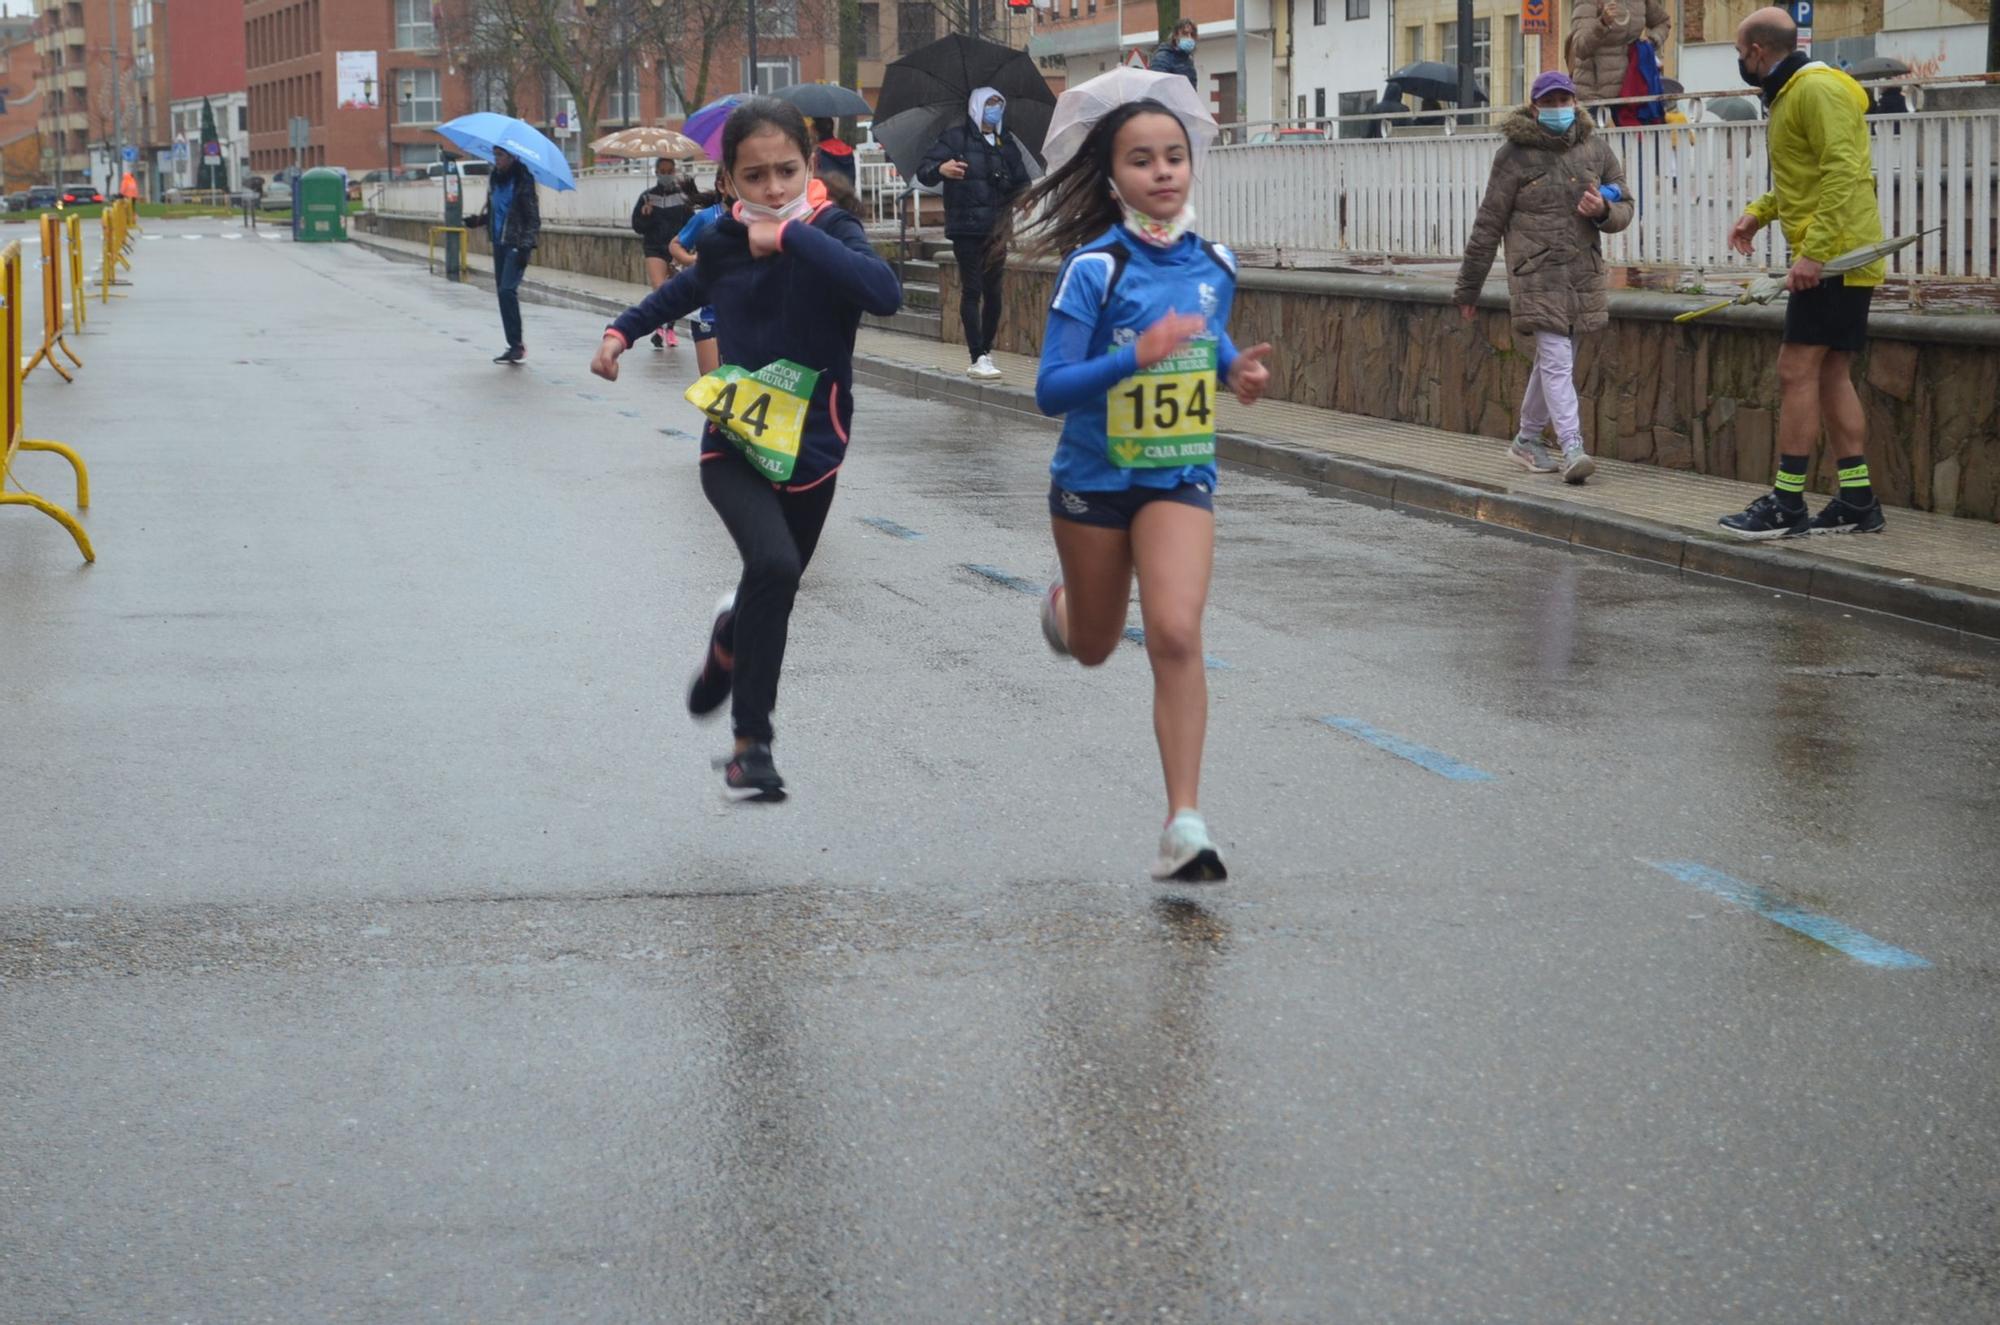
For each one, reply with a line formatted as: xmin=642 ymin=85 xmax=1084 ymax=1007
xmin=1010 ymin=97 xmax=1271 ymax=882
xmin=592 ymin=98 xmax=902 ymax=801
xmin=669 ymin=178 xmax=731 ymax=376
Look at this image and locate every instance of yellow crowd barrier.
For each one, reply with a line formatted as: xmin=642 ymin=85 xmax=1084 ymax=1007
xmin=22 ymin=214 xmax=81 ymax=383
xmin=67 ymin=214 xmax=87 ymax=335
xmin=0 ymin=241 xmax=93 ymax=562
xmin=99 ymin=205 xmax=128 ymax=303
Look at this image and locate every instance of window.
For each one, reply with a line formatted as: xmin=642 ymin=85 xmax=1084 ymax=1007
xmin=1472 ymin=18 xmax=1492 ymax=98
xmin=1507 ymin=17 xmax=1523 ymax=104
xmin=1346 ymin=0 xmax=1368 ymax=19
xmin=1313 ymin=0 xmax=1326 ymax=25
xmin=743 ymin=57 xmax=799 ymax=95
xmin=1338 ymin=89 xmax=1375 ymax=138
xmin=859 ymin=4 xmax=881 ymax=59
xmin=759 ymin=0 xmax=800 ymax=38
xmin=660 ymin=70 xmax=685 ymax=118
xmin=1315 ymin=87 xmax=1327 ymax=118
xmin=1405 ymin=26 xmax=1423 ymax=64
xmin=897 ymin=2 xmax=935 ymax=52
xmin=473 ymin=66 xmax=510 ymax=114
xmin=610 ymin=60 xmax=640 ymax=122
xmin=399 ymin=143 xmax=440 ymax=167
xmin=236 ymin=104 xmax=246 ymax=132
xmin=394 ymin=0 xmax=436 ymax=52
xmin=397 ymin=68 xmax=440 ymax=124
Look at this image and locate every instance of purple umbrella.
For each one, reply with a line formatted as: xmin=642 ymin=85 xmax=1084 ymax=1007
xmin=681 ymin=95 xmax=745 ymax=159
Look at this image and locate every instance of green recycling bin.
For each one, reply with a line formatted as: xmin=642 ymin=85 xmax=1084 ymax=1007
xmin=297 ymin=167 xmax=347 ymax=242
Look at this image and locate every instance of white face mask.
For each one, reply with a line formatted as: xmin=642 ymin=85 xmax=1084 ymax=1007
xmin=733 ymin=191 xmax=814 ymax=225
xmin=1110 ymin=180 xmax=1196 ymax=249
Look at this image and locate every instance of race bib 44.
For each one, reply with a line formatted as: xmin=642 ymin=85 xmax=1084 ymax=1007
xmin=685 ymin=358 xmax=821 ymax=482
xmin=1107 ymin=341 xmax=1218 ymax=469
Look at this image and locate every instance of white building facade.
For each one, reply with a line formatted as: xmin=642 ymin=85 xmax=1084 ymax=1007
xmin=1287 ymin=0 xmax=1395 ymax=133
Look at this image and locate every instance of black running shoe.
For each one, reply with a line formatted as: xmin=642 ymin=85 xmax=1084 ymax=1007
xmin=650 ymin=331 xmax=665 ymax=349
xmin=723 ymin=743 xmax=785 ymax=802
xmin=686 ymin=592 xmax=735 ymax=719
xmin=1718 ymin=493 xmax=1811 ymax=540
xmin=1799 ymin=495 xmax=1886 ymax=535
xmin=493 ymin=344 xmax=525 ymax=364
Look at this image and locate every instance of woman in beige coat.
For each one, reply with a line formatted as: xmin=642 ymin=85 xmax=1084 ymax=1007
xmin=1453 ymin=72 xmax=1635 ymax=484
xmin=1566 ymin=0 xmax=1672 ymax=109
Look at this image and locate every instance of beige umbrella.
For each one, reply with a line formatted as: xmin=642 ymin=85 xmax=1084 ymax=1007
xmin=589 ymin=125 xmax=706 ymax=159
xmin=1673 ymin=232 xmax=1930 ymax=323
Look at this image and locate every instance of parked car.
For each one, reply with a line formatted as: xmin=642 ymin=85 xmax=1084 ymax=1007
xmin=57 ymin=182 xmax=106 ymax=208
xmin=4 ymin=191 xmax=27 ymax=212
xmin=1249 ymin=127 xmax=1331 ymax=144
xmin=258 ymin=180 xmax=294 ymax=211
xmin=26 ymin=184 xmax=59 ymax=210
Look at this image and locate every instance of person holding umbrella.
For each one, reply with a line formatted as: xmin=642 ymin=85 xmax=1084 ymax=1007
xmin=918 ymin=88 xmax=1033 ymax=381
xmin=463 ymin=146 xmax=543 ymax=364
xmin=632 ymin=157 xmax=694 ymax=349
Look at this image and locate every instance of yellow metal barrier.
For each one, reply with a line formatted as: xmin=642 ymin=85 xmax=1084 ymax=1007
xmin=66 ymin=214 xmax=86 ymax=334
xmin=427 ymin=226 xmax=469 ymax=280
xmin=99 ymin=206 xmax=127 ymax=303
xmin=23 ymin=214 xmax=82 ymax=383
xmin=0 ymin=241 xmax=93 ymax=562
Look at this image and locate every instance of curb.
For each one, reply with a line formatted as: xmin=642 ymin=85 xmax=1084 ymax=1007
xmin=853 ymin=357 xmax=2000 ymax=643
xmin=351 ymin=231 xmax=1999 ymax=642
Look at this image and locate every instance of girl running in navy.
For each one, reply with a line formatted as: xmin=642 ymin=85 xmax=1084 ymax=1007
xmin=592 ymin=99 xmax=901 ymax=801
xmin=1014 ymin=98 xmax=1271 ymax=881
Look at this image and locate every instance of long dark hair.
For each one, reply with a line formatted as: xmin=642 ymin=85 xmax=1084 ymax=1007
xmin=720 ymin=95 xmax=814 ymax=179
xmin=998 ymin=100 xmax=1190 ymax=263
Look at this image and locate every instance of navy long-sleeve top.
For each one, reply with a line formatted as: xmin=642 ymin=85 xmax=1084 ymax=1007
xmin=606 ymin=203 xmax=902 ymax=490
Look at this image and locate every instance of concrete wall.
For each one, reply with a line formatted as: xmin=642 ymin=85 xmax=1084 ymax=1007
xmin=943 ymin=258 xmax=2000 ymax=522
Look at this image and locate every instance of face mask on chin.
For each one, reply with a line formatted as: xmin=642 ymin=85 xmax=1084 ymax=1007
xmin=1110 ymin=181 xmax=1195 ymax=249
xmin=734 ymin=190 xmax=815 ymax=225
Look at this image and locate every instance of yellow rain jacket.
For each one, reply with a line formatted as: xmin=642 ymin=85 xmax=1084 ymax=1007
xmin=1746 ymin=61 xmax=1885 ymax=285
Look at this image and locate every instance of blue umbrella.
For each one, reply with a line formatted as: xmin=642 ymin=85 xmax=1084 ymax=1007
xmin=681 ymin=95 xmax=745 ymax=160
xmin=436 ymin=112 xmax=576 ymax=192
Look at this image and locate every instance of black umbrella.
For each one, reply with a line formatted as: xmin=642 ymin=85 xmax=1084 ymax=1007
xmin=871 ymin=34 xmax=1056 ymax=180
xmin=1847 ymin=56 xmax=1911 ymax=81
xmin=1384 ymin=61 xmax=1487 ymax=106
xmin=775 ymin=83 xmax=873 ymax=118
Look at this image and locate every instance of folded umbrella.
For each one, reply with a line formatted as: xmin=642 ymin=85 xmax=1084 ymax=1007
xmin=436 ymin=112 xmax=575 ymax=191
xmin=1673 ymin=233 xmax=1930 ymax=323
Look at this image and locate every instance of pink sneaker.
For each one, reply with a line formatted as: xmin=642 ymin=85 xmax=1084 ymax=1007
xmin=666 ymin=327 xmax=680 ymax=348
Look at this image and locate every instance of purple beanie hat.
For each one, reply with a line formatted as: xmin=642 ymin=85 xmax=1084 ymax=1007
xmin=1530 ymin=70 xmax=1578 ymax=103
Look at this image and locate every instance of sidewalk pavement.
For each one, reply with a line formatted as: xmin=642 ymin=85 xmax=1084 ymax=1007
xmin=352 ymin=225 xmax=2000 ymax=641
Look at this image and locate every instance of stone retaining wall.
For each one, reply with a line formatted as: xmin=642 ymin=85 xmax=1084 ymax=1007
xmin=941 ymin=259 xmax=2000 ymax=523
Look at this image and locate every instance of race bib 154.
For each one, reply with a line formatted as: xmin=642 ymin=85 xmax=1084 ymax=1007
xmin=1106 ymin=340 xmax=1217 ymax=469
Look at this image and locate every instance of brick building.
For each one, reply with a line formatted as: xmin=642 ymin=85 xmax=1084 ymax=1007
xmin=34 ymin=0 xmax=149 ymax=190
xmin=165 ymin=0 xmax=248 ymax=192
xmin=1 ymin=15 xmax=41 ymax=189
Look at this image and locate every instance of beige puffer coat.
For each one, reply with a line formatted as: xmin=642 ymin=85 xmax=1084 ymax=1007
xmin=1565 ymin=0 xmax=1671 ymax=105
xmin=1453 ymin=109 xmax=1635 ymax=337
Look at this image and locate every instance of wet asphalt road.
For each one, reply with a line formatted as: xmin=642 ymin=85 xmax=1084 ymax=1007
xmin=2 ymin=221 xmax=1998 ymax=1323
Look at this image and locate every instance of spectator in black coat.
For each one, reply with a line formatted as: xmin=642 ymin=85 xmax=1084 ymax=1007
xmin=917 ymin=87 xmax=1033 ymax=380
xmin=1149 ymin=19 xmax=1200 ymax=88
xmin=631 ymin=158 xmax=695 ymax=347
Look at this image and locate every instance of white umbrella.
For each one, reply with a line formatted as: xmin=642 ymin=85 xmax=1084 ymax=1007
xmin=1041 ymin=67 xmax=1219 ymax=175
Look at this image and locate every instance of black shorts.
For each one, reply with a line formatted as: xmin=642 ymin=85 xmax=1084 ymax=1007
xmin=1048 ymin=480 xmax=1214 ymax=530
xmin=642 ymin=245 xmax=672 ymax=263
xmin=1784 ymin=277 xmax=1874 ymax=352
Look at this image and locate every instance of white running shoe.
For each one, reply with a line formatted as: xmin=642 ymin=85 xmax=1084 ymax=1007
xmin=1561 ymin=442 xmax=1596 ymax=485
xmin=1151 ymin=810 xmax=1227 ymax=883
xmin=967 ymin=354 xmax=1002 ymax=380
xmin=1040 ymin=581 xmax=1070 ymax=657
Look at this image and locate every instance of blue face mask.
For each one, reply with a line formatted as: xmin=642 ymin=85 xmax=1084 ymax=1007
xmin=1537 ymin=107 xmax=1576 ymax=134
xmin=1177 ymin=37 xmax=1196 ymax=52
xmin=982 ymin=103 xmax=1003 ymax=129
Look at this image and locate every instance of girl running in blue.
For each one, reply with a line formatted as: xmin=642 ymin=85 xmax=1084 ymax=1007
xmin=591 ymin=99 xmax=901 ymax=801
xmin=1014 ymin=98 xmax=1271 ymax=882
xmin=669 ymin=183 xmax=729 ymax=375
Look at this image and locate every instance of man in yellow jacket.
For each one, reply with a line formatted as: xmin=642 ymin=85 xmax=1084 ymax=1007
xmin=1718 ymin=7 xmax=1887 ymax=539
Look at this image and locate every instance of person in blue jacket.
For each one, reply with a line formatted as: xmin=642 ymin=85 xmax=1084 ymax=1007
xmin=668 ymin=183 xmax=730 ymax=376
xmin=1011 ymin=98 xmax=1270 ymax=883
xmin=1148 ymin=19 xmax=1200 ymax=88
xmin=591 ymin=98 xmax=902 ymax=801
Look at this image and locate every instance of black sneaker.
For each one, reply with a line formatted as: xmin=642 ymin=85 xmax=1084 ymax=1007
xmin=1718 ymin=493 xmax=1810 ymax=540
xmin=1799 ymin=495 xmax=1886 ymax=535
xmin=493 ymin=345 xmax=525 ymax=364
xmin=686 ymin=592 xmax=735 ymax=719
xmin=650 ymin=332 xmax=665 ymax=349
xmin=722 ymin=743 xmax=785 ymax=802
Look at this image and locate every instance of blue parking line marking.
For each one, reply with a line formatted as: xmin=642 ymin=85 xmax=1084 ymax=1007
xmin=1121 ymin=625 xmax=1229 ymax=670
xmin=964 ymin=563 xmax=1040 ymax=595
xmin=1317 ymin=717 xmax=1495 ymax=782
xmin=1641 ymin=861 xmax=1931 ymax=969
xmin=862 ymin=517 xmax=923 ymax=540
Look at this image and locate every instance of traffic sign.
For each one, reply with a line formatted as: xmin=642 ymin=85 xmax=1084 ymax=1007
xmin=122 ymin=145 xmax=137 ymax=162
xmin=1790 ymin=0 xmax=1812 ymax=25
xmin=172 ymin=140 xmax=189 ymax=159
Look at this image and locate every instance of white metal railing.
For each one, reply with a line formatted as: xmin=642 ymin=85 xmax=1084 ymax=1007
xmin=1195 ymin=107 xmax=2000 ymax=280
